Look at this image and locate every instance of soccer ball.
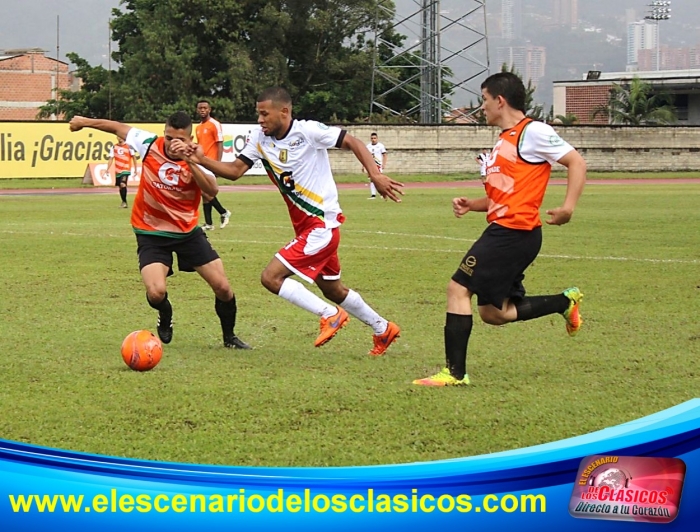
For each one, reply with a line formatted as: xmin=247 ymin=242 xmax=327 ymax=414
xmin=121 ymin=330 xmax=162 ymax=371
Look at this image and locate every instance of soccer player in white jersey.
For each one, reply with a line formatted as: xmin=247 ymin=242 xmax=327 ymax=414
xmin=475 ymin=149 xmax=489 ymax=180
xmin=362 ymin=132 xmax=387 ymax=199
xmin=184 ymin=87 xmax=404 ymax=355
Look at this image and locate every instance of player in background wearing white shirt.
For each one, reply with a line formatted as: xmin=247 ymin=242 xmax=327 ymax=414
xmin=475 ymin=149 xmax=489 ymax=180
xmin=185 ymin=87 xmax=405 ymax=356
xmin=362 ymin=133 xmax=387 ymax=199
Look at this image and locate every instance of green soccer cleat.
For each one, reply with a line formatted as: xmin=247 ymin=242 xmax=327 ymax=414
xmin=412 ymin=367 xmax=469 ymax=387
xmin=562 ymin=287 xmax=584 ymax=336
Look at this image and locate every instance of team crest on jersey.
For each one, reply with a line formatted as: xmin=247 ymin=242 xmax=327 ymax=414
xmin=279 ymin=149 xmax=288 ymax=163
xmin=158 ymin=162 xmax=181 ymax=186
xmin=549 ymin=134 xmax=565 ymax=146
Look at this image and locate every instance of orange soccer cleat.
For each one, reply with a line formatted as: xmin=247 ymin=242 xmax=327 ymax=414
xmin=369 ymin=321 xmax=401 ymax=356
xmin=314 ymin=307 xmax=350 ymax=347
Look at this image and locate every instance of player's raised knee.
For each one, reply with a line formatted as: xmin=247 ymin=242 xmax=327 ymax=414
xmin=260 ymin=269 xmax=283 ymax=294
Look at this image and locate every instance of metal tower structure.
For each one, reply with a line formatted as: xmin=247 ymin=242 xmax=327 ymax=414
xmin=370 ymin=0 xmax=489 ymax=123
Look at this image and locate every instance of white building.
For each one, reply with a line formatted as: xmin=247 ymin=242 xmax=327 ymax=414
xmin=501 ymin=0 xmax=522 ymax=41
xmin=627 ymin=20 xmax=658 ymax=70
xmin=496 ymin=44 xmax=546 ymax=87
xmin=552 ymin=0 xmax=578 ymax=29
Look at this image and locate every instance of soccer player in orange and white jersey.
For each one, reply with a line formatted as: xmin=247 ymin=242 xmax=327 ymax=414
xmin=414 ymin=72 xmax=587 ymax=387
xmin=106 ymin=136 xmax=136 ymax=208
xmin=69 ymin=112 xmax=250 ymax=350
xmin=196 ymin=100 xmax=231 ymax=230
xmin=187 ymin=87 xmax=405 ymax=356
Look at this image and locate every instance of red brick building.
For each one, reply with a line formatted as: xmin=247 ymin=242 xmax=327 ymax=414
xmin=553 ymin=70 xmax=700 ymax=125
xmin=637 ymin=45 xmax=700 ymax=72
xmin=0 ymin=48 xmax=73 ymax=120
xmin=555 ymin=84 xmax=610 ymax=125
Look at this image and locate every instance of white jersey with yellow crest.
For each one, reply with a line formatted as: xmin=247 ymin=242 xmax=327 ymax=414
xmin=240 ymin=120 xmax=345 ymax=234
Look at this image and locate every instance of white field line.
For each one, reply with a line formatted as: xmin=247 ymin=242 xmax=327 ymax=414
xmin=1 ymin=228 xmax=698 ymax=265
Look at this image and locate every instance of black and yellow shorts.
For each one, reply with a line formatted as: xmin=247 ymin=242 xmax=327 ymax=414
xmin=452 ymin=223 xmax=542 ymax=309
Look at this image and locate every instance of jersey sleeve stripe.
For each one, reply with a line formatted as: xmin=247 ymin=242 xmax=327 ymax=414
xmin=238 ymin=154 xmax=254 ymax=168
xmin=335 ymin=130 xmax=347 ymax=149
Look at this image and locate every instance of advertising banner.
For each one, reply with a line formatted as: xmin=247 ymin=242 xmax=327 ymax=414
xmin=2 ymin=399 xmax=700 ymax=531
xmin=220 ymin=123 xmax=265 ymax=175
xmin=82 ymin=163 xmax=142 ymax=186
xmin=0 ymin=122 xmax=264 ymax=179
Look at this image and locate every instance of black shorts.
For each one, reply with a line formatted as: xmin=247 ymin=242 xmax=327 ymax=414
xmin=452 ymin=223 xmax=542 ymax=308
xmin=115 ymin=173 xmax=130 ymax=186
xmin=136 ymin=229 xmax=220 ymax=275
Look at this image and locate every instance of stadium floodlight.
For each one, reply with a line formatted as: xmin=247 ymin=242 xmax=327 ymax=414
xmin=644 ymin=1 xmax=671 ymax=71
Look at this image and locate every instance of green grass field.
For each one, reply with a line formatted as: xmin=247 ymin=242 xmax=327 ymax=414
xmin=0 ymin=183 xmax=698 ymax=467
xmin=1 ymin=170 xmax=700 ymax=189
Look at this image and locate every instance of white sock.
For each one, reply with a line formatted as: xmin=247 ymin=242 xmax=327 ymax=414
xmin=340 ymin=289 xmax=387 ymax=334
xmin=369 ymin=182 xmax=377 ymax=196
xmin=278 ymin=278 xmax=337 ymax=318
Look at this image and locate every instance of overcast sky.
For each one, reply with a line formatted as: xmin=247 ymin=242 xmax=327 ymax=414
xmin=1 ymin=0 xmax=697 ymax=108
xmin=2 ymin=1 xmax=696 ymax=65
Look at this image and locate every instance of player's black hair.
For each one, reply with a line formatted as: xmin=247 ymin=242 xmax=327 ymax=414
xmin=371 ymin=132 xmax=378 ymax=137
xmin=257 ymin=87 xmax=292 ymax=106
xmin=197 ymin=99 xmax=211 ymax=107
xmin=481 ymin=72 xmax=526 ymax=114
xmin=166 ymin=111 xmax=192 ymax=131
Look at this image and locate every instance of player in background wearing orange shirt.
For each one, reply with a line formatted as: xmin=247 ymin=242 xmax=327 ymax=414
xmin=414 ymin=72 xmax=587 ymax=387
xmin=196 ymin=100 xmax=231 ymax=230
xmin=69 ymin=112 xmax=250 ymax=350
xmin=106 ymin=135 xmax=136 ymax=208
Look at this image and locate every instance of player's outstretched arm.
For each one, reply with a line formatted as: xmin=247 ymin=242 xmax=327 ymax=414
xmin=69 ymin=116 xmax=131 ymax=140
xmin=342 ymin=134 xmax=404 ymax=202
xmin=546 ymin=150 xmax=586 ymax=226
xmin=170 ymin=139 xmax=219 ymax=197
xmin=184 ymin=144 xmax=250 ymax=182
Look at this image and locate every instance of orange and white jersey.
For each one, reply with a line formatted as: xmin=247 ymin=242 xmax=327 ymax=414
xmin=195 ymin=117 xmax=224 ymax=160
xmin=126 ymin=127 xmax=213 ymax=237
xmin=108 ymin=142 xmax=135 ymax=176
xmin=239 ymin=120 xmax=345 ymax=235
xmin=484 ymin=118 xmax=574 ymax=230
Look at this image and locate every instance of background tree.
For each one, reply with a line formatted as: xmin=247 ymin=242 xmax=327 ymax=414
xmin=592 ymin=77 xmax=677 ymax=125
xmin=47 ymin=0 xmax=400 ymax=122
xmin=553 ymin=113 xmax=579 ymax=125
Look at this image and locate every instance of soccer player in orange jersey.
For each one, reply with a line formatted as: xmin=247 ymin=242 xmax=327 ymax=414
xmin=196 ymin=100 xmax=231 ymax=230
xmin=413 ymin=72 xmax=587 ymax=387
xmin=69 ymin=112 xmax=250 ymax=350
xmin=106 ymin=135 xmax=136 ymax=208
